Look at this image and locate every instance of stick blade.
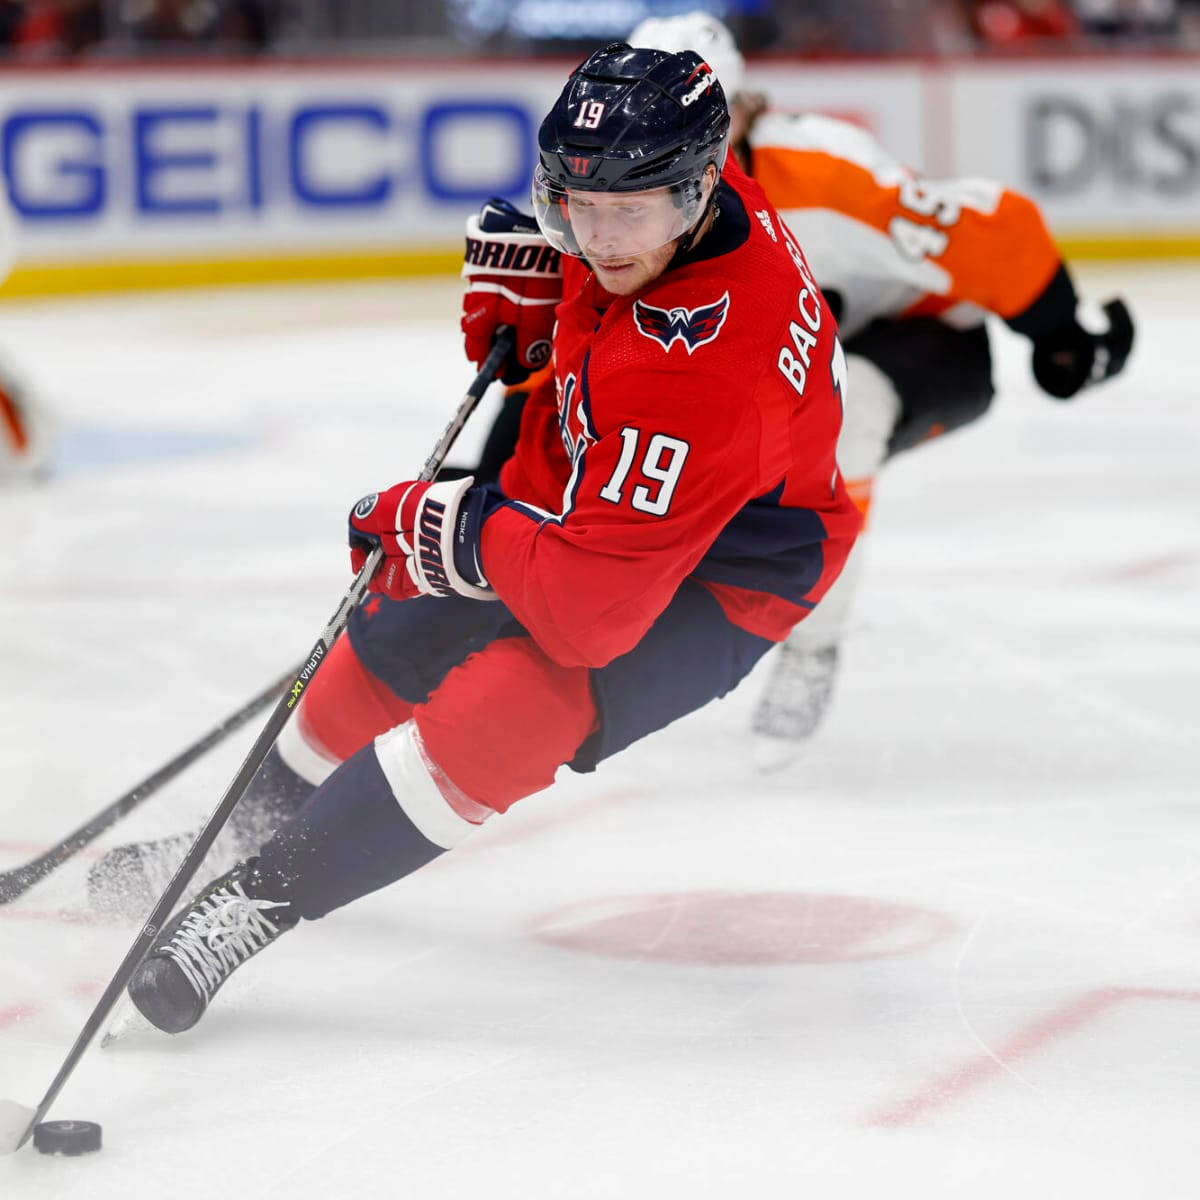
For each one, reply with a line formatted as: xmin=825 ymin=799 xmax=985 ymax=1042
xmin=0 ymin=1099 xmax=37 ymax=1154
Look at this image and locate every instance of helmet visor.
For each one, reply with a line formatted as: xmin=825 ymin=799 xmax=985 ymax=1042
xmin=532 ymin=163 xmax=710 ymax=262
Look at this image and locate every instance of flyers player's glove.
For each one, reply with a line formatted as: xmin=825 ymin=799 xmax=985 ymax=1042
xmin=1031 ymin=297 xmax=1135 ymax=400
xmin=348 ymin=477 xmax=496 ymax=603
xmin=461 ymin=197 xmax=562 ymax=385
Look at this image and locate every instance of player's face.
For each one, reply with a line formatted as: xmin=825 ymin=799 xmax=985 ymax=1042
xmin=587 ymin=239 xmax=679 ymax=295
xmin=567 ymin=188 xmax=682 ymax=294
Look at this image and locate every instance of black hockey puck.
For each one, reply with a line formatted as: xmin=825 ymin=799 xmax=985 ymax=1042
xmin=32 ymin=1120 xmax=102 ymax=1156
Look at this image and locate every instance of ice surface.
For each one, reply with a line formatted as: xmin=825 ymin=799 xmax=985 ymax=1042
xmin=1 ymin=264 xmax=1198 ymax=1198
xmin=0 ymin=1099 xmax=36 ymax=1154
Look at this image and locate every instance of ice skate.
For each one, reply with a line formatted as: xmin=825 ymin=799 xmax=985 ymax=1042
xmin=128 ymin=858 xmax=296 ymax=1034
xmin=751 ymin=642 xmax=840 ymax=770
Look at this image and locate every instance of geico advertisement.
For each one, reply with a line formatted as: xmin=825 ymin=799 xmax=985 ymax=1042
xmin=0 ymin=67 xmax=568 ymax=261
xmin=951 ymin=61 xmax=1200 ymax=231
xmin=0 ymin=63 xmax=925 ymax=264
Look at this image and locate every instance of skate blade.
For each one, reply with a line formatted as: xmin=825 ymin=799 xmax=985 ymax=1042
xmin=0 ymin=1099 xmax=36 ymax=1154
xmin=751 ymin=732 xmax=804 ymax=774
xmin=101 ymin=993 xmax=155 ymax=1048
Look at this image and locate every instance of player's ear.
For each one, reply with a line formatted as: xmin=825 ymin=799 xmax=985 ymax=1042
xmin=701 ymin=164 xmax=718 ymax=199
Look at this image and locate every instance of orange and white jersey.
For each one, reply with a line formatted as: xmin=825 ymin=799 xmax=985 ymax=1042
xmin=748 ymin=112 xmax=1063 ymax=340
xmin=0 ymin=180 xmax=54 ymax=479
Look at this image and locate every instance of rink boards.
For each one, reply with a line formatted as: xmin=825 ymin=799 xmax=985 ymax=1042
xmin=0 ymin=55 xmax=1197 ymax=295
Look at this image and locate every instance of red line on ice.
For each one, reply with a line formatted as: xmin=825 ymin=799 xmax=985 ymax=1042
xmin=867 ymin=986 xmax=1200 ymax=1127
xmin=0 ymin=840 xmax=104 ymax=861
xmin=0 ymin=907 xmax=125 ymax=927
xmin=0 ymin=1004 xmax=39 ymax=1029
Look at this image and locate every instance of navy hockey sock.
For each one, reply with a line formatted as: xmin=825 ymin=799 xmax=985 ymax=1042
xmin=229 ymin=744 xmax=317 ymax=849
xmin=253 ymin=739 xmax=447 ymax=920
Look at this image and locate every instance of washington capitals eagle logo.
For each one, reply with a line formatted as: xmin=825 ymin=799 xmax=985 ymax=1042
xmin=632 ymin=292 xmax=730 ymax=355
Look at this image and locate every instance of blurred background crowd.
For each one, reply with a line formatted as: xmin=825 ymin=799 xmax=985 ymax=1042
xmin=0 ymin=0 xmax=1198 ymax=60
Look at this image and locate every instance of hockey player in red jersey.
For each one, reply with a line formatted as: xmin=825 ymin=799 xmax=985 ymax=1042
xmin=118 ymin=43 xmax=859 ymax=1033
xmin=458 ymin=12 xmax=1136 ymax=766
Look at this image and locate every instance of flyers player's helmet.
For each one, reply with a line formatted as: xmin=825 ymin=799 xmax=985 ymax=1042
xmin=627 ymin=13 xmax=746 ymax=101
xmin=532 ymin=43 xmax=731 ymax=261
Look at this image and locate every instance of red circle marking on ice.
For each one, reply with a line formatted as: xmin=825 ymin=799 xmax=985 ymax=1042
xmin=529 ymin=891 xmax=956 ymax=967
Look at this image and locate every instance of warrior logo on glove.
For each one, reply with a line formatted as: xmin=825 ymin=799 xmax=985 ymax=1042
xmin=461 ymin=197 xmax=564 ymax=385
xmin=348 ymin=477 xmax=496 ymax=604
xmin=463 ymin=233 xmax=560 ymax=277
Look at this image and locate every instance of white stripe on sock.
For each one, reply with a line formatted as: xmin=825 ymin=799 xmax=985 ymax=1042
xmin=277 ymin=717 xmax=340 ymax=786
xmin=373 ymin=723 xmax=481 ymax=850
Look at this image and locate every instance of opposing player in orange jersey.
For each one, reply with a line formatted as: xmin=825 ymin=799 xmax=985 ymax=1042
xmin=624 ymin=14 xmax=1134 ymax=765
xmin=0 ymin=172 xmax=53 ymax=485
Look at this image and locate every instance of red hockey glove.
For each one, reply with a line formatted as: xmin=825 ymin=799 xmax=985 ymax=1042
xmin=1032 ymin=297 xmax=1134 ymax=400
xmin=348 ymin=476 xmax=496 ymax=602
xmin=461 ymin=198 xmax=562 ymax=385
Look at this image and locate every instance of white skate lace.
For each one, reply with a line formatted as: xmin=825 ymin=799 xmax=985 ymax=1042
xmin=164 ymin=882 xmax=290 ymax=1001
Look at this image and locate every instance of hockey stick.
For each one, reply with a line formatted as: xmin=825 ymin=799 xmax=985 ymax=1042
xmin=0 ymin=670 xmax=296 ymax=905
xmin=0 ymin=329 xmax=513 ymax=1154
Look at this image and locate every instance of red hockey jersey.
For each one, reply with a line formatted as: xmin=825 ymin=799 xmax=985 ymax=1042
xmin=481 ymin=159 xmax=860 ymax=669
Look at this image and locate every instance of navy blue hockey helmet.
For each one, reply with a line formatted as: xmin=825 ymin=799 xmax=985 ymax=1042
xmin=533 ymin=43 xmax=731 ymax=260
